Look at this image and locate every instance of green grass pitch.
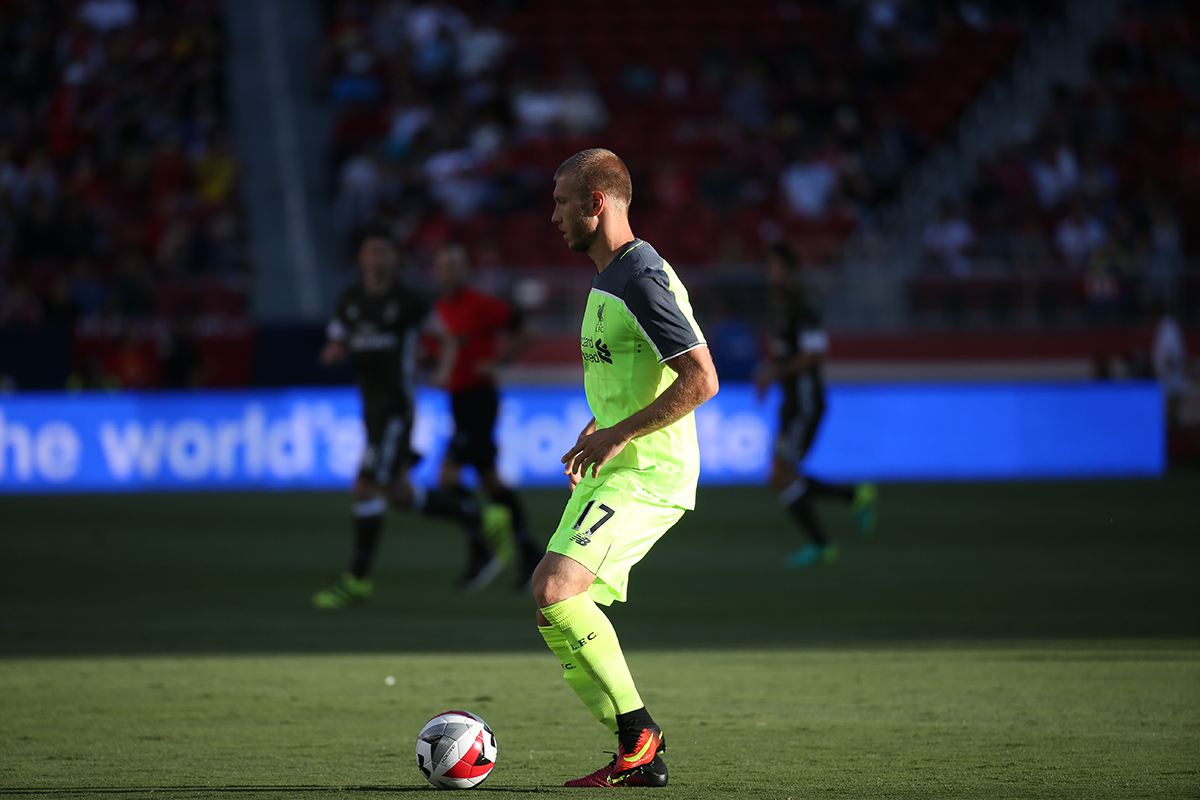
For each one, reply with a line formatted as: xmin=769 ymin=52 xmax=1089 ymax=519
xmin=2 ymin=478 xmax=1198 ymax=798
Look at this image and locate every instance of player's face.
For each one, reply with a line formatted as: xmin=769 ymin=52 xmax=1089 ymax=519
xmin=433 ymin=249 xmax=468 ymax=294
xmin=551 ymin=175 xmax=600 ymax=254
xmin=360 ymin=237 xmax=398 ymax=292
xmin=765 ymin=253 xmax=790 ymax=290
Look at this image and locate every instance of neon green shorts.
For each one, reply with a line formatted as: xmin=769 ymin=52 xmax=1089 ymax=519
xmin=548 ymin=470 xmax=687 ymax=606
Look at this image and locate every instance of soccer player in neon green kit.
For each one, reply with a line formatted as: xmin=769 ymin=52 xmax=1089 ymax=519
xmin=534 ymin=149 xmax=719 ymax=788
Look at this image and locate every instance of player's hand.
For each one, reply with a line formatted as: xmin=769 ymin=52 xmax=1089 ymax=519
xmin=561 ymin=425 xmax=630 ymax=481
xmin=564 ymin=465 xmax=582 ymax=492
xmin=753 ymin=363 xmax=776 ymax=400
xmin=320 ymin=340 xmax=348 ymax=366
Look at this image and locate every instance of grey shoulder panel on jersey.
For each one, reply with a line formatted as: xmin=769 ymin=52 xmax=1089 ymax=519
xmin=594 ymin=240 xmax=703 ymax=362
xmin=624 ymin=270 xmax=705 ymax=361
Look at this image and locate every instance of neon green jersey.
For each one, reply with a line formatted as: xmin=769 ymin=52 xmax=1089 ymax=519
xmin=578 ymin=239 xmax=707 ymax=509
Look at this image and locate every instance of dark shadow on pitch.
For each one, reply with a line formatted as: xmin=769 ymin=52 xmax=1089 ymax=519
xmin=2 ymin=482 xmax=1199 ymax=657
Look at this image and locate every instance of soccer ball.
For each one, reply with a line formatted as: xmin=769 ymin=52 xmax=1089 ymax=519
xmin=415 ymin=710 xmax=497 ymax=789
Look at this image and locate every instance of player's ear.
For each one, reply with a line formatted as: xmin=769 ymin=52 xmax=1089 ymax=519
xmin=591 ymin=191 xmax=604 ymax=216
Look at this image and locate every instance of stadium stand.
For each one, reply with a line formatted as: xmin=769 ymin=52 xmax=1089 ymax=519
xmin=912 ymin=0 xmax=1199 ymax=326
xmin=3 ymin=0 xmax=1194 ymax=393
xmin=320 ymin=0 xmax=1040 ymax=270
xmin=0 ymin=0 xmax=252 ymax=386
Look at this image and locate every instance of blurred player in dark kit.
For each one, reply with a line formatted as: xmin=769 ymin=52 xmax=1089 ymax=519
xmin=430 ymin=243 xmax=542 ymax=590
xmin=312 ymin=230 xmax=503 ymax=609
xmin=756 ymin=242 xmax=877 ymax=567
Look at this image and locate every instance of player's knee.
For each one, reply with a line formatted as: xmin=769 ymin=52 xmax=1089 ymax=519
xmin=384 ymin=480 xmax=414 ymax=510
xmin=479 ymin=470 xmax=505 ymax=497
xmin=352 ymin=478 xmax=381 ymax=503
xmin=532 ymin=560 xmax=589 ymax=609
xmin=533 ymin=581 xmax=566 ymax=610
xmin=438 ymin=460 xmax=460 ymax=490
xmin=531 ymin=567 xmax=552 ymax=608
xmin=768 ymin=461 xmax=793 ymax=490
xmin=531 ymin=561 xmax=565 ymax=608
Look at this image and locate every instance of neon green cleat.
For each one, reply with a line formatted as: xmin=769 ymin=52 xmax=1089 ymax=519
xmin=482 ymin=503 xmax=514 ymax=567
xmin=312 ymin=573 xmax=373 ymax=609
xmin=784 ymin=542 xmax=838 ymax=568
xmin=852 ymin=483 xmax=878 ymax=539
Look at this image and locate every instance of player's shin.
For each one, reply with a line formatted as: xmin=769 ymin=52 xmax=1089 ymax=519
xmin=541 ymin=592 xmax=658 ymax=755
xmin=539 ymin=624 xmax=618 ymax=738
xmin=412 ymin=485 xmax=479 ymax=525
xmin=489 ymin=485 xmax=530 ymax=541
xmin=780 ymin=478 xmax=828 ymax=545
xmin=351 ymin=497 xmax=387 ymax=578
xmin=413 ymin=485 xmax=500 ymax=591
xmin=804 ymin=475 xmax=855 ymax=502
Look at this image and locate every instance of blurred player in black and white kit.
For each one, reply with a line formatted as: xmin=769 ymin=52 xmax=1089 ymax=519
xmin=756 ymin=243 xmax=877 ymax=567
xmin=312 ymin=230 xmax=503 ymax=609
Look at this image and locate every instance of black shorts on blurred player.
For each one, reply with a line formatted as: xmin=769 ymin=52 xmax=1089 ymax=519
xmin=775 ymin=409 xmax=822 ymax=465
xmin=360 ymin=396 xmax=417 ymax=484
xmin=448 ymin=386 xmax=499 ymax=473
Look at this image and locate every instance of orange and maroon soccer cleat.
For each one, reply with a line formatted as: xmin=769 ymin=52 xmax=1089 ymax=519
xmin=564 ymin=727 xmax=668 ymax=788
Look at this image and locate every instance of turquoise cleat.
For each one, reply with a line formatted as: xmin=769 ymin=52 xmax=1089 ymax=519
xmin=784 ymin=542 xmax=839 ymax=568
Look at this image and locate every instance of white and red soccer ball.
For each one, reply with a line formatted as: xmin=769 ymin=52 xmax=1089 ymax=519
xmin=415 ymin=710 xmax=497 ymax=789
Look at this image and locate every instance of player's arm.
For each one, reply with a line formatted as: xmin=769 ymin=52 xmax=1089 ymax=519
xmin=320 ymin=302 xmax=350 ymax=365
xmin=477 ymin=305 xmax=534 ymax=377
xmin=757 ymin=351 xmax=824 ymax=385
xmin=321 ymin=339 xmax=348 ymax=365
xmin=755 ymin=329 xmax=829 ymax=393
xmin=562 ymin=345 xmax=719 ymax=480
xmin=424 ymin=312 xmax=458 ymax=389
xmin=564 ymin=417 xmax=598 ymax=491
xmin=496 ymin=316 xmax=535 ymax=368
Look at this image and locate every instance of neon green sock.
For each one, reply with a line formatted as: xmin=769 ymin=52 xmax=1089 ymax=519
xmin=539 ymin=625 xmax=617 ymax=737
xmin=541 ymin=593 xmax=644 ymax=715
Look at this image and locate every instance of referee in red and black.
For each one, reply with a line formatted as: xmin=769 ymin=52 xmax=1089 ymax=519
xmin=430 ymin=244 xmax=542 ymax=590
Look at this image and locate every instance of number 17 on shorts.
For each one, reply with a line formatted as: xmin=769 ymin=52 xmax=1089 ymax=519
xmin=547 ymin=474 xmax=687 ymax=604
xmin=571 ymin=500 xmax=616 ymax=547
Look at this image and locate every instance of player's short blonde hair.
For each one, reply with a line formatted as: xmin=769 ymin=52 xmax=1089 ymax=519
xmin=554 ymin=148 xmax=632 ymax=215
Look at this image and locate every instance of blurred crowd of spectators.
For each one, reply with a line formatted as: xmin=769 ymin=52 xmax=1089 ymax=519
xmin=0 ymin=0 xmax=251 ymax=386
xmin=4 ymin=0 xmax=1192 ymax=387
xmin=322 ymin=0 xmax=1045 ymax=268
xmin=919 ymin=0 xmax=1198 ymax=324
